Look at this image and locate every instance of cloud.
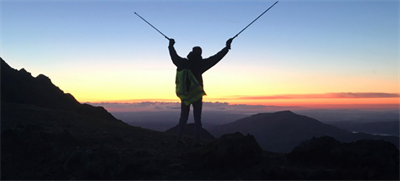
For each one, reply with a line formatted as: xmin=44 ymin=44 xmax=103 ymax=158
xmin=232 ymin=92 xmax=400 ymax=100
xmin=327 ymin=92 xmax=400 ymax=98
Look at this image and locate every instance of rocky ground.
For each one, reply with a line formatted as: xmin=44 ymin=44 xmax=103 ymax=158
xmin=2 ymin=102 xmax=399 ymax=180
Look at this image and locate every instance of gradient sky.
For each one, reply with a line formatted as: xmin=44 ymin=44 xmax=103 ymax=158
xmin=1 ymin=0 xmax=399 ymax=109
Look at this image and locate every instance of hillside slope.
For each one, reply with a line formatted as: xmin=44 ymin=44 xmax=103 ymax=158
xmin=1 ymin=57 xmax=118 ymax=122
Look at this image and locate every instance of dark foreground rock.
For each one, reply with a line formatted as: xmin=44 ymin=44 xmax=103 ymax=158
xmin=287 ymin=136 xmax=399 ymax=180
xmin=189 ymin=132 xmax=263 ymax=171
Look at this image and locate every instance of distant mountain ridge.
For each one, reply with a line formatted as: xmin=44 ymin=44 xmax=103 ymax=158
xmin=1 ymin=57 xmax=120 ymax=122
xmin=209 ymin=110 xmax=399 ymax=153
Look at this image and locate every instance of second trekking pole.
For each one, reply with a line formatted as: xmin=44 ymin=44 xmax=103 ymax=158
xmin=232 ymin=1 xmax=279 ymax=39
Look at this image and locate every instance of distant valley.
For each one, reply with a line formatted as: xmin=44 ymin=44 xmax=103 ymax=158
xmin=111 ymin=109 xmax=399 ymax=137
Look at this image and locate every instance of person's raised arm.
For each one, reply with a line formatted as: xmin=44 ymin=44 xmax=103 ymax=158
xmin=201 ymin=38 xmax=233 ymax=72
xmin=168 ymin=38 xmax=185 ymax=67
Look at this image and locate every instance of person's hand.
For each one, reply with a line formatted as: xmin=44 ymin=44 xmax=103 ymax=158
xmin=169 ymin=38 xmax=175 ymax=47
xmin=226 ymin=38 xmax=233 ymax=49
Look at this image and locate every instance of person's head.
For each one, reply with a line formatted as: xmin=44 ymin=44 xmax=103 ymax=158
xmin=187 ymin=46 xmax=203 ymax=60
xmin=192 ymin=46 xmax=202 ymax=56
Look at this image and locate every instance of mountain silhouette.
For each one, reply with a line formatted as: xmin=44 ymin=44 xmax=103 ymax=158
xmin=209 ymin=110 xmax=399 ymax=153
xmin=1 ymin=57 xmax=119 ymax=122
xmin=1 ymin=58 xmax=398 ymax=180
xmin=165 ymin=123 xmax=216 ymax=140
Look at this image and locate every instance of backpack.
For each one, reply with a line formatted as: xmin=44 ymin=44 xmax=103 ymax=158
xmin=175 ymin=69 xmax=206 ymax=105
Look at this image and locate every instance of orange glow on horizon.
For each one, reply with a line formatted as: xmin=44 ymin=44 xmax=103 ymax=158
xmin=82 ymin=96 xmax=399 ymax=110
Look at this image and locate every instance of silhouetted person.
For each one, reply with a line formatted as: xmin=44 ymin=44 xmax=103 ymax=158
xmin=169 ymin=38 xmax=233 ymax=146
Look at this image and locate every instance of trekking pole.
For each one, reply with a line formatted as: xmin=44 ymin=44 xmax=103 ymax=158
xmin=232 ymin=1 xmax=279 ymax=39
xmin=134 ymin=12 xmax=170 ymax=40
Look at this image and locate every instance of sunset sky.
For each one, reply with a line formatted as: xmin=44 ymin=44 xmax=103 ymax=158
xmin=2 ymin=0 xmax=399 ymax=109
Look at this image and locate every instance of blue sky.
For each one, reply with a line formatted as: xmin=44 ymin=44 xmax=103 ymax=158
xmin=1 ymin=0 xmax=398 ymax=108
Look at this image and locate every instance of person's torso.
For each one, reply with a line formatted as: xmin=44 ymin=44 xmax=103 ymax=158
xmin=178 ymin=59 xmax=204 ymax=86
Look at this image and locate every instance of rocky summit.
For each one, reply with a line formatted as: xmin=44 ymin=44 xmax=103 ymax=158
xmin=1 ymin=58 xmax=399 ymax=180
xmin=166 ymin=123 xmax=216 ymax=140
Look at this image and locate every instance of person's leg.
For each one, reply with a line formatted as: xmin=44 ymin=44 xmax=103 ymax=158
xmin=177 ymin=101 xmax=190 ymax=142
xmin=192 ymin=97 xmax=203 ymax=144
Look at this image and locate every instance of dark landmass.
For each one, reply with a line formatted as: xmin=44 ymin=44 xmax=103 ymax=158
xmin=3 ymin=102 xmax=399 ymax=180
xmin=1 ymin=57 xmax=398 ymax=180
